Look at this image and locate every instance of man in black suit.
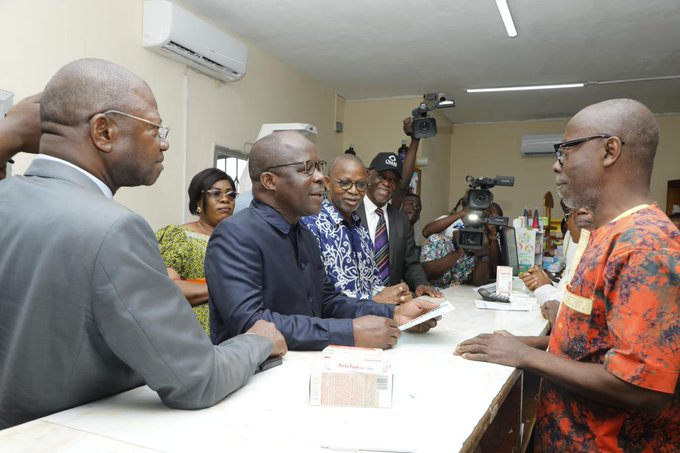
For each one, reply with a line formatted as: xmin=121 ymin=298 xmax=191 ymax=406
xmin=357 ymin=152 xmax=442 ymax=297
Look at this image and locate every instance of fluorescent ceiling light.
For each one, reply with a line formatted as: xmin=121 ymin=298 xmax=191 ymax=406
xmin=495 ymin=0 xmax=517 ymax=38
xmin=466 ymin=83 xmax=585 ymax=93
xmin=466 ymin=75 xmax=680 ymax=94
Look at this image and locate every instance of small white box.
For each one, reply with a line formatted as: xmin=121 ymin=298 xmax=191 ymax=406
xmin=310 ymin=346 xmax=393 ymax=408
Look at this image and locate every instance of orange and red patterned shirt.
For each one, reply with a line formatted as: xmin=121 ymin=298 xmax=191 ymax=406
xmin=534 ymin=204 xmax=680 ymax=452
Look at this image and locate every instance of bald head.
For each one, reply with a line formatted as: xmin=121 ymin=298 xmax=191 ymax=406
xmin=569 ymin=98 xmax=658 ymax=177
xmin=330 ymin=153 xmax=365 ymax=177
xmin=248 ymin=132 xmax=315 ymax=184
xmin=41 ymin=58 xmax=150 ymax=130
xmin=37 ymin=58 xmax=167 ymax=193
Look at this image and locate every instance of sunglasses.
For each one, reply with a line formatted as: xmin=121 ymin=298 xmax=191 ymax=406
xmin=204 ymin=189 xmax=238 ymax=201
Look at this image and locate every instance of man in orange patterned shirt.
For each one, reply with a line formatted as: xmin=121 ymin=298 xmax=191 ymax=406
xmin=455 ymin=99 xmax=679 ymax=452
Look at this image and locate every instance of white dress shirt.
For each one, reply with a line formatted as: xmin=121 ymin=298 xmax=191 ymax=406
xmin=36 ymin=154 xmax=113 ymax=198
xmin=363 ymin=195 xmax=390 ymax=244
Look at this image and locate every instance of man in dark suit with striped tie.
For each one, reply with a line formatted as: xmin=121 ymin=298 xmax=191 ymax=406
xmin=358 ymin=152 xmax=442 ymax=298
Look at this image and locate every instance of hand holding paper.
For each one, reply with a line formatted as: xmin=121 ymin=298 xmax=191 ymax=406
xmin=395 ymin=298 xmax=450 ymax=332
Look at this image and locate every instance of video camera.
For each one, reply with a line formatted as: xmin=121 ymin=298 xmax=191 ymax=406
xmin=411 ymin=92 xmax=455 ymax=139
xmin=457 ymin=175 xmax=514 ymax=251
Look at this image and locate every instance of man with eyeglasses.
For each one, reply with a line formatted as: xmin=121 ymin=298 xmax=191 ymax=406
xmin=0 ymin=59 xmax=286 ymax=430
xmin=206 ymin=132 xmax=441 ymax=351
xmin=357 ymin=152 xmax=442 ymax=298
xmin=301 ymin=154 xmax=414 ymax=304
xmin=456 ymin=99 xmax=679 ymax=451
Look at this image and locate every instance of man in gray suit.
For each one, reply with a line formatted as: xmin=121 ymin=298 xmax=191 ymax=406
xmin=357 ymin=152 xmax=441 ymax=297
xmin=0 ymin=58 xmax=286 ymax=430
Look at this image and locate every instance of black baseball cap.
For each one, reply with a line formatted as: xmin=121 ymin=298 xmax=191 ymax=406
xmin=368 ymin=152 xmax=402 ymax=178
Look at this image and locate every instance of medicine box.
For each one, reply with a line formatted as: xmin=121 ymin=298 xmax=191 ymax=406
xmin=309 ymin=346 xmax=393 ymax=408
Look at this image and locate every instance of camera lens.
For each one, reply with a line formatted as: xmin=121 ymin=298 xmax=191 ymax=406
xmin=468 ymin=189 xmax=492 ymax=210
xmin=412 ymin=117 xmax=438 ymax=139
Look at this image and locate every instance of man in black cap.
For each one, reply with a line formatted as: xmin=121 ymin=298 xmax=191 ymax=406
xmin=357 ymin=152 xmax=442 ymax=297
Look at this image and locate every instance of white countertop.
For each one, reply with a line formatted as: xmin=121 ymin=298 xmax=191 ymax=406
xmin=1 ymin=285 xmax=547 ymax=453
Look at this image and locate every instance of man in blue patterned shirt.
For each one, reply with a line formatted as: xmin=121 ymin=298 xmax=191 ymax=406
xmin=302 ymin=154 xmax=412 ymax=304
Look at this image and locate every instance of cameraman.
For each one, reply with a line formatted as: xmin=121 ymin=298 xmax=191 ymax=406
xmin=390 ymin=116 xmax=420 ymax=210
xmin=420 ymin=192 xmax=501 ymax=287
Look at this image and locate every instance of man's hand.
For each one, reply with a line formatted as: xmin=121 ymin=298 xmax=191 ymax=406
xmin=352 ymin=315 xmax=401 ymax=349
xmin=414 ymin=284 xmax=443 ymax=297
xmin=541 ymin=300 xmax=560 ymax=327
xmin=393 ymin=299 xmax=440 ymax=333
xmin=403 ymin=116 xmax=415 ymax=137
xmin=519 ymin=265 xmax=551 ymax=291
xmin=373 ymin=283 xmax=413 ymax=304
xmin=0 ymin=93 xmax=42 ymax=158
xmin=454 ymin=330 xmax=535 ymax=367
xmin=246 ymin=320 xmax=288 ymax=357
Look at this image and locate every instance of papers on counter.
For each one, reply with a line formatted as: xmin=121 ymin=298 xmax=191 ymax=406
xmin=474 ymin=294 xmax=539 ymax=311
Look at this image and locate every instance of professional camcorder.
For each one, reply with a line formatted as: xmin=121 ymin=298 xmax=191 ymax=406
xmin=411 ymin=92 xmax=455 ymax=139
xmin=457 ymin=175 xmax=514 ymax=251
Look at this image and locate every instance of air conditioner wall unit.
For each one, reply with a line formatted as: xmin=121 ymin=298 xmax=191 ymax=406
xmin=143 ymin=0 xmax=247 ymax=82
xmin=520 ymin=134 xmax=562 ymax=156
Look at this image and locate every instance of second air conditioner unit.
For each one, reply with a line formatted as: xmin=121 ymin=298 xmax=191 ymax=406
xmin=142 ymin=0 xmax=247 ymax=82
xmin=520 ymin=134 xmax=562 ymax=156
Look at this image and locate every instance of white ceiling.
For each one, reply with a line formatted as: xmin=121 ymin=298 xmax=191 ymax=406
xmin=178 ymin=0 xmax=680 ymax=124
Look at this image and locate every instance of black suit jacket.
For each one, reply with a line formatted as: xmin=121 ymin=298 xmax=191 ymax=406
xmin=357 ymin=202 xmax=429 ymax=290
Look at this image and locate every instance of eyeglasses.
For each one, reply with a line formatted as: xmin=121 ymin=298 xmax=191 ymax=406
xmin=553 ymin=134 xmax=624 ymax=166
xmin=265 ymin=159 xmax=327 ymax=176
xmin=333 ymin=178 xmax=369 ymax=192
xmin=102 ymin=109 xmax=170 ymax=141
xmin=204 ymin=189 xmax=238 ymax=201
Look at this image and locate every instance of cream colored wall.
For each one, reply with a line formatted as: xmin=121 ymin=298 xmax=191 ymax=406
xmin=449 ymin=119 xmax=568 ymax=219
xmin=449 ymin=115 xmax=680 ymax=220
xmin=343 ymin=98 xmax=452 ymax=240
xmin=0 ymin=0 xmax=341 ymax=230
xmin=653 ymin=115 xmax=680 ymax=212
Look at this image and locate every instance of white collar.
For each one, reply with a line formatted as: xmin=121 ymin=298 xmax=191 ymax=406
xmin=363 ymin=194 xmax=387 ymax=214
xmin=36 ymin=155 xmax=113 ymax=198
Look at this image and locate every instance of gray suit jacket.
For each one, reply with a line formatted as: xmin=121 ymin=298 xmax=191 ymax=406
xmin=0 ymin=159 xmax=272 ymax=430
xmin=357 ymin=202 xmax=429 ymax=290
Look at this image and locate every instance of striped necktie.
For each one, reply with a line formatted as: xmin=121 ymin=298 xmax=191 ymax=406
xmin=373 ymin=207 xmax=390 ymax=285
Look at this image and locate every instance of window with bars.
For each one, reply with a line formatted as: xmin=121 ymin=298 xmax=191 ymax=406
xmin=214 ymin=145 xmax=248 ymax=191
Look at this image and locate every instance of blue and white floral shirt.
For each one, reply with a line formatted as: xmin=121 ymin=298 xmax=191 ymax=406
xmin=302 ymin=199 xmax=383 ymax=300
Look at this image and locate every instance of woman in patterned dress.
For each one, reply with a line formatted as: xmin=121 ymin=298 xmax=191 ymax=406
xmin=420 ymin=194 xmax=502 ymax=288
xmin=156 ymin=168 xmax=238 ymax=333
